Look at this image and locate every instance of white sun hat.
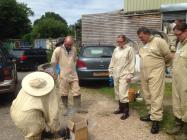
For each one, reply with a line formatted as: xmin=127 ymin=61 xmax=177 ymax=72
xmin=22 ymin=71 xmax=54 ymax=96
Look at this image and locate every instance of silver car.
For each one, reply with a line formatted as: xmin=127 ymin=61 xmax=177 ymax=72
xmin=76 ymin=45 xmax=115 ymax=81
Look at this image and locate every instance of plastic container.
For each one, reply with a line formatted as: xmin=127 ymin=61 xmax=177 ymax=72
xmin=56 ymin=64 xmax=60 ymax=75
xmin=108 ymin=77 xmax=114 ymax=87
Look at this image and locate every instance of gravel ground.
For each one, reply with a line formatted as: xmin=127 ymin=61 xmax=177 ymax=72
xmin=60 ymin=87 xmax=173 ymax=140
xmin=0 ymin=73 xmax=173 ymax=140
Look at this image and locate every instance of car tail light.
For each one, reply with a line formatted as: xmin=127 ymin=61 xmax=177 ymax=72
xmin=20 ymin=55 xmax=28 ymax=61
xmin=77 ymin=59 xmax=87 ymax=69
xmin=3 ymin=67 xmax=11 ymax=80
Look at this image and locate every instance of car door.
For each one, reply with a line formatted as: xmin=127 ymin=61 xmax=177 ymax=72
xmin=0 ymin=52 xmax=4 ymax=82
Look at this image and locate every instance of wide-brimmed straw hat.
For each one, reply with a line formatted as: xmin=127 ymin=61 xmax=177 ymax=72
xmin=22 ymin=71 xmax=54 ymax=96
xmin=55 ymin=37 xmax=64 ymax=47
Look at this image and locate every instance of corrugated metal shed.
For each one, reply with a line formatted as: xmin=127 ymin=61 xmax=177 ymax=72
xmin=124 ymin=0 xmax=187 ymax=12
xmin=160 ymin=3 xmax=187 ymax=12
xmin=82 ymin=10 xmax=161 ymax=45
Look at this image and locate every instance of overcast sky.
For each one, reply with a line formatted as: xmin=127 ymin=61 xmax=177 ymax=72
xmin=17 ymin=0 xmax=124 ymax=25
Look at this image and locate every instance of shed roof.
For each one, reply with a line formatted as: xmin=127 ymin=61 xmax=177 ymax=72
xmin=160 ymin=3 xmax=187 ymax=12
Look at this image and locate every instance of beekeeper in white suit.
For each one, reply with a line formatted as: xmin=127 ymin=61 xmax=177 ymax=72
xmin=10 ymin=72 xmax=69 ymax=140
xmin=109 ymin=34 xmax=135 ymax=120
xmin=167 ymin=23 xmax=187 ymax=140
xmin=137 ymin=27 xmax=172 ymax=134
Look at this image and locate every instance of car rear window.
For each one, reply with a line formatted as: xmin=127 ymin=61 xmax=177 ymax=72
xmin=82 ymin=46 xmax=114 ymax=58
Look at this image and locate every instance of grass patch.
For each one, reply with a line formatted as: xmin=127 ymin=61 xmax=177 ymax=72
xmin=130 ymin=101 xmax=147 ymax=115
xmin=98 ymin=82 xmax=174 ymax=131
xmin=165 ymin=83 xmax=172 ymax=97
xmin=161 ymin=107 xmax=175 ymax=131
xmin=99 ymin=87 xmax=115 ymax=98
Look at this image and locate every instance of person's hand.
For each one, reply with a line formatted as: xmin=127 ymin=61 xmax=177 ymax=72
xmin=53 ymin=73 xmax=57 ymax=80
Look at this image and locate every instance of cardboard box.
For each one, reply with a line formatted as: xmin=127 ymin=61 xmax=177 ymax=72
xmin=128 ymin=88 xmax=136 ymax=102
xmin=68 ymin=115 xmax=88 ymax=140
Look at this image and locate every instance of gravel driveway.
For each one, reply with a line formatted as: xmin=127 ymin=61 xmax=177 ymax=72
xmin=0 ymin=74 xmax=173 ymax=140
xmin=60 ymin=87 xmax=173 ymax=140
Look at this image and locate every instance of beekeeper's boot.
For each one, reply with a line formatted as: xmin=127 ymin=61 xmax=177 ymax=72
xmin=167 ymin=117 xmax=183 ymax=135
xmin=73 ymin=95 xmax=88 ymax=114
xmin=113 ymin=101 xmax=123 ymax=114
xmin=151 ymin=121 xmax=159 ymax=134
xmin=120 ymin=103 xmax=129 ymax=120
xmin=61 ymin=96 xmax=69 ymax=116
xmin=175 ymin=122 xmax=187 ymax=140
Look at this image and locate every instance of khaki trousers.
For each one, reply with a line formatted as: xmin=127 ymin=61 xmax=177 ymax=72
xmin=172 ymin=60 xmax=187 ymax=122
xmin=59 ymin=78 xmax=80 ymax=96
xmin=114 ymin=76 xmax=129 ymax=103
xmin=141 ymin=66 xmax=165 ymax=121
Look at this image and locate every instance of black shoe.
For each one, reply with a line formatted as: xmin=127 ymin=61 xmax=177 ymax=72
xmin=151 ymin=121 xmax=159 ymax=134
xmin=113 ymin=101 xmax=122 ymax=114
xmin=120 ymin=113 xmax=129 ymax=120
xmin=120 ymin=103 xmax=129 ymax=120
xmin=140 ymin=114 xmax=151 ymax=121
xmin=113 ymin=108 xmax=122 ymax=114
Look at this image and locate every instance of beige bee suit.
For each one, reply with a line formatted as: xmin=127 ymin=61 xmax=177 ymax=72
xmin=139 ymin=36 xmax=171 ymax=121
xmin=51 ymin=45 xmax=80 ymax=96
xmin=109 ymin=45 xmax=135 ymax=103
xmin=172 ymin=39 xmax=187 ymax=122
xmin=10 ymin=89 xmax=60 ymax=140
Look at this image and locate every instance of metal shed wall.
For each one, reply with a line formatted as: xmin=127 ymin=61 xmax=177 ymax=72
xmin=124 ymin=0 xmax=187 ymax=12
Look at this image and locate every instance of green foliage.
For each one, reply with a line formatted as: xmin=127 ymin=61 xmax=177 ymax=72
xmin=69 ymin=19 xmax=82 ymax=41
xmin=0 ymin=0 xmax=33 ymax=40
xmin=22 ymin=33 xmax=33 ymax=43
xmin=31 ymin=12 xmax=69 ymax=39
xmin=34 ymin=12 xmax=67 ymax=26
xmin=32 ymin=18 xmax=68 ymax=38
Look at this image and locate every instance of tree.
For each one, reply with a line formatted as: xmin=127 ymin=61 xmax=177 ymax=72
xmin=34 ymin=12 xmax=67 ymax=26
xmin=32 ymin=18 xmax=68 ymax=38
xmin=32 ymin=12 xmax=69 ymax=39
xmin=69 ymin=19 xmax=82 ymax=41
xmin=0 ymin=0 xmax=33 ymax=40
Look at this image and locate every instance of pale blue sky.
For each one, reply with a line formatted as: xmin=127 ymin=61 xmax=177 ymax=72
xmin=17 ymin=0 xmax=124 ymax=25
